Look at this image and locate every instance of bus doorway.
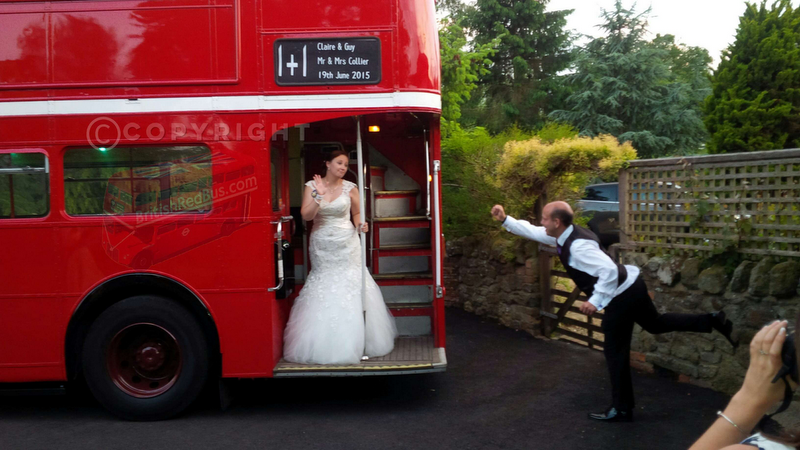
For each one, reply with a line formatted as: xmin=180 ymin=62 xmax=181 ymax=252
xmin=272 ymin=113 xmax=446 ymax=376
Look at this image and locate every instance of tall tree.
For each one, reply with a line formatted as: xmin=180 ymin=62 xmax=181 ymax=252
xmin=438 ymin=19 xmax=500 ymax=136
xmin=461 ymin=0 xmax=574 ymax=133
xmin=704 ymin=0 xmax=800 ymax=153
xmin=651 ymin=34 xmax=713 ymax=94
xmin=550 ymin=2 xmax=710 ymax=158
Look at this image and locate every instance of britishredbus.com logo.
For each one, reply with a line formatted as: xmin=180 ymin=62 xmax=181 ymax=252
xmin=102 ymin=150 xmax=258 ymax=269
xmin=132 ymin=170 xmax=258 ymax=221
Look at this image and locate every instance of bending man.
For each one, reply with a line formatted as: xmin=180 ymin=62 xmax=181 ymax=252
xmin=491 ymin=202 xmax=737 ymax=423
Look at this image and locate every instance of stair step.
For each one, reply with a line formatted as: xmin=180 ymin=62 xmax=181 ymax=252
xmin=373 ymin=271 xmax=433 ymax=280
xmin=373 ymin=215 xmax=429 ymax=223
xmin=386 ymin=302 xmax=433 ymax=309
xmin=379 ymin=284 xmax=432 ymax=303
xmin=387 ymin=302 xmax=434 ymax=317
xmin=378 ymin=243 xmax=430 ymax=251
xmin=375 ymin=190 xmax=419 ymax=196
xmin=376 ymin=278 xmax=433 ymax=287
xmin=377 ymin=247 xmax=432 ymax=257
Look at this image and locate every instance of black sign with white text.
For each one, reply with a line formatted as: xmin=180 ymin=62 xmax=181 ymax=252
xmin=274 ymin=38 xmax=381 ymax=86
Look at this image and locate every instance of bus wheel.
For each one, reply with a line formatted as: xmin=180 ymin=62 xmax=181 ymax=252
xmin=82 ymin=296 xmax=209 ymax=421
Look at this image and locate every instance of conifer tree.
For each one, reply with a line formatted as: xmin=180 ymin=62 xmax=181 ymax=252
xmin=462 ymin=0 xmax=574 ymax=133
xmin=439 ymin=19 xmax=500 ymax=136
xmin=550 ymin=1 xmax=710 ymax=158
xmin=704 ymin=0 xmax=800 ymax=153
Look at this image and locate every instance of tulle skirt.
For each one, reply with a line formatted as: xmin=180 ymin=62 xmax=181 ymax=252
xmin=283 ymin=225 xmax=397 ymax=364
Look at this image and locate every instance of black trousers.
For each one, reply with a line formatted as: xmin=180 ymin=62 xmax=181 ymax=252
xmin=600 ymin=276 xmax=713 ymax=411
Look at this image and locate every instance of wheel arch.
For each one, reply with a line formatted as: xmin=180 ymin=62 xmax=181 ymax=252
xmin=65 ymin=273 xmax=221 ymax=382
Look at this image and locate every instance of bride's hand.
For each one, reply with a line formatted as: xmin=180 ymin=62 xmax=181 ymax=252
xmin=356 ymin=222 xmax=369 ymax=233
xmin=313 ymin=175 xmax=327 ymax=196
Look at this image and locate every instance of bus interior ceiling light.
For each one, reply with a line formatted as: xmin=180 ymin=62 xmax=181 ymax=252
xmin=368 ymin=125 xmax=380 ymax=133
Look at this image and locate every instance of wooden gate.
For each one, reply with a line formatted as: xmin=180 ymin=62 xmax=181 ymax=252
xmin=539 ymin=245 xmax=605 ymax=350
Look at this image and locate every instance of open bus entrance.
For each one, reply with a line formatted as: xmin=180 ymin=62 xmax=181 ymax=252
xmin=270 ymin=113 xmax=446 ymax=376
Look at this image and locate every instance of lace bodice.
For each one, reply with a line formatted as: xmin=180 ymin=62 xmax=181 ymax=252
xmin=307 ymin=180 xmax=357 ymax=230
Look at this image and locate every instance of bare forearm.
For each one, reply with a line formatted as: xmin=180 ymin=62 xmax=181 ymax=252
xmin=689 ymin=393 xmax=770 ymax=450
xmin=301 ymin=201 xmax=320 ymax=221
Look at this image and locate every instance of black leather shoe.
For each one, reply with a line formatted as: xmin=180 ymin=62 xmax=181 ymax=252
xmin=711 ymin=311 xmax=739 ymax=349
xmin=588 ymin=407 xmax=633 ymax=422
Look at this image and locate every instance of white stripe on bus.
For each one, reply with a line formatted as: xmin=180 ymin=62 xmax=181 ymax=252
xmin=0 ymin=92 xmax=441 ymax=117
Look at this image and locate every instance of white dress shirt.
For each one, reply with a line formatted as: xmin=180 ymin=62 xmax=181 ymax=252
xmin=502 ymin=216 xmax=639 ymax=311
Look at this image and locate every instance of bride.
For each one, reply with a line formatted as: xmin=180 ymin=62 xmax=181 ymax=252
xmin=283 ymin=149 xmax=397 ymax=364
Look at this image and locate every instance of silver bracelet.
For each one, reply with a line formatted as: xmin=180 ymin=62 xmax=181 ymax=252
xmin=717 ymin=411 xmax=747 ymax=435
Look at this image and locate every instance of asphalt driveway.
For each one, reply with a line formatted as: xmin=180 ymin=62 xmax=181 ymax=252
xmin=0 ymin=308 xmax=730 ymax=450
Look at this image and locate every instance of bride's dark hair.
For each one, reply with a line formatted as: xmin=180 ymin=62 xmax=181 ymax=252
xmin=323 ymin=149 xmax=349 ymax=176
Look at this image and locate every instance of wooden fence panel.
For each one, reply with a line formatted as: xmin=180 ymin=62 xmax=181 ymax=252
xmin=539 ymin=249 xmax=604 ymax=351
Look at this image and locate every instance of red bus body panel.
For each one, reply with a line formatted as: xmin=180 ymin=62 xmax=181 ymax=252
xmin=0 ymin=0 xmax=441 ymax=382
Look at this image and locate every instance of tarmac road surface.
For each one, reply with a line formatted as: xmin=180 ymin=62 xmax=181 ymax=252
xmin=0 ymin=308 xmax=731 ymax=450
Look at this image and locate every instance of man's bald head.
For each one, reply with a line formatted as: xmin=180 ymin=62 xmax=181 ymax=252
xmin=543 ymin=201 xmax=573 ymax=216
xmin=542 ymin=201 xmax=574 ymax=234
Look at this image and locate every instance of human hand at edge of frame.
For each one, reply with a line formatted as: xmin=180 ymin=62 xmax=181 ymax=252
xmin=736 ymin=320 xmax=791 ymax=411
xmin=356 ymin=222 xmax=368 ymax=233
xmin=580 ymin=302 xmax=597 ymax=316
xmin=491 ymin=205 xmax=506 ymax=222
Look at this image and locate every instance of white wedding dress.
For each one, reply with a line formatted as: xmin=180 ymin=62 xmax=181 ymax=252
xmin=283 ymin=180 xmax=397 ymax=364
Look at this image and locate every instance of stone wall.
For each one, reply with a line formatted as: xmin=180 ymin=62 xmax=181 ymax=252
xmin=444 ymin=236 xmax=542 ymax=336
xmin=626 ymin=253 xmax=800 ymax=394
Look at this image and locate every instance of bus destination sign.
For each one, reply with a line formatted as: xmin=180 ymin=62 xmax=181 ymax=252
xmin=274 ymin=37 xmax=381 ymax=86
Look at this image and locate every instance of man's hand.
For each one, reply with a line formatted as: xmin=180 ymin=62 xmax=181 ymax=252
xmin=491 ymin=205 xmax=507 ymax=222
xmin=579 ymin=302 xmax=598 ymax=316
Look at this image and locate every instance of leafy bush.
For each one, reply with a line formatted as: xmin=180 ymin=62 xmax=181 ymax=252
xmin=441 ymin=126 xmax=635 ymax=238
xmin=494 ymin=134 xmax=636 ymax=221
xmin=441 ymin=126 xmax=535 ymax=237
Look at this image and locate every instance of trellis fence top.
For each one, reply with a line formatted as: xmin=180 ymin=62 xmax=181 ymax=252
xmin=619 ymin=148 xmax=800 ymax=259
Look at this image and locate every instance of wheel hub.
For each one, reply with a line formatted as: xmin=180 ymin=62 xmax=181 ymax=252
xmin=107 ymin=323 xmax=183 ymax=398
xmin=135 ymin=342 xmax=166 ymax=372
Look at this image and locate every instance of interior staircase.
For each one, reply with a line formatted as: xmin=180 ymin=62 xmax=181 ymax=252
xmin=369 ymin=166 xmax=434 ymax=336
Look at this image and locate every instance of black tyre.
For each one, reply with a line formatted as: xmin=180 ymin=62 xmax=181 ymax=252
xmin=82 ymin=295 xmax=209 ymax=421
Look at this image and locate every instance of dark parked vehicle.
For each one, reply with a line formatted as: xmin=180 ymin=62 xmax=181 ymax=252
xmin=577 ymin=183 xmax=620 ymax=250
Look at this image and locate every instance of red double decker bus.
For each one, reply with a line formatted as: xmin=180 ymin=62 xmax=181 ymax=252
xmin=0 ymin=0 xmax=444 ymax=420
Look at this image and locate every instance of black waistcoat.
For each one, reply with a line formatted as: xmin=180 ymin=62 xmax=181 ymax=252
xmin=557 ymin=225 xmax=627 ymax=297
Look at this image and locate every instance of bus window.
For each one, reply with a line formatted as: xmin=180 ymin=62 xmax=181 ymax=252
xmin=63 ymin=146 xmax=212 ymax=216
xmin=0 ymin=152 xmax=49 ymax=218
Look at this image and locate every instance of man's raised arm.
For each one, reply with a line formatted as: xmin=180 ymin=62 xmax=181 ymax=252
xmin=491 ymin=205 xmax=557 ymax=246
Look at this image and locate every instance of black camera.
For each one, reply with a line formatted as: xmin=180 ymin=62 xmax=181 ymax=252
xmin=758 ymin=329 xmax=799 ymax=430
xmin=774 ymin=330 xmax=798 ymax=384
